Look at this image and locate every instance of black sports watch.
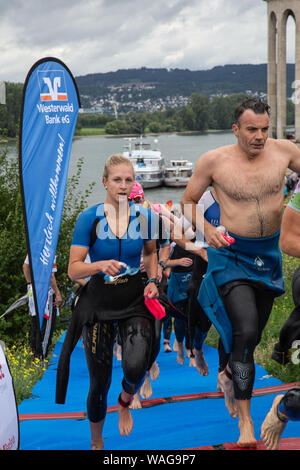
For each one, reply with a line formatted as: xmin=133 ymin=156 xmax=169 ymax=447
xmin=158 ymin=261 xmax=167 ymax=270
xmin=146 ymin=277 xmax=159 ymax=286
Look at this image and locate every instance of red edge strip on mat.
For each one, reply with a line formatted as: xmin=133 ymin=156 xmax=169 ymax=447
xmin=19 ymin=382 xmax=300 ymax=422
xmin=19 ymin=411 xmax=87 ymax=422
xmin=185 ymin=437 xmax=300 ymax=451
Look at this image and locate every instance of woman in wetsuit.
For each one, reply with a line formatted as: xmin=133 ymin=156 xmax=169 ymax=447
xmin=56 ymin=154 xmax=159 ymax=450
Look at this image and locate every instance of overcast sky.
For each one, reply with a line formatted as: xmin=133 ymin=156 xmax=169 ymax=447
xmin=0 ymin=0 xmax=296 ymax=83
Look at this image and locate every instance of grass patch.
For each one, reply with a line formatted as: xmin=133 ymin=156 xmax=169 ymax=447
xmin=79 ymin=127 xmax=106 ymax=136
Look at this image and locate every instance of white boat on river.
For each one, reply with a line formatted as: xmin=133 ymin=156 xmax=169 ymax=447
xmin=163 ymin=159 xmax=193 ymax=187
xmin=122 ymin=136 xmax=164 ymax=188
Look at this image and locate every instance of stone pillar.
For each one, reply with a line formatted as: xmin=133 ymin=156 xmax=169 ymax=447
xmin=268 ymin=12 xmax=277 ymax=138
xmin=266 ymin=0 xmax=300 ymax=141
xmin=277 ymin=12 xmax=287 ymax=139
xmin=295 ymin=12 xmax=300 ymax=142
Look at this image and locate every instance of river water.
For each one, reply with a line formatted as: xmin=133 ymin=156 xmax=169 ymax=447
xmin=6 ymin=131 xmax=236 ymax=207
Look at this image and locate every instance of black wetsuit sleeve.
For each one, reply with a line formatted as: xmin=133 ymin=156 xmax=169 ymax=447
xmin=56 ymin=284 xmax=91 ymax=404
xmin=55 ymin=311 xmax=84 ymax=404
xmin=170 ymin=243 xmax=194 ymax=273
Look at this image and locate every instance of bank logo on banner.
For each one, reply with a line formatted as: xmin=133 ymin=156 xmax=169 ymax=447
xmin=19 ymin=58 xmax=81 ymax=356
xmin=38 ymin=70 xmax=68 ymax=101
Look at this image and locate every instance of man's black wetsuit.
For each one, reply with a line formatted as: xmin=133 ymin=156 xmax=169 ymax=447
xmin=199 ymin=231 xmax=284 ymax=401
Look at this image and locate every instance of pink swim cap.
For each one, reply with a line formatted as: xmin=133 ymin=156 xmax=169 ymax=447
xmin=129 ymin=181 xmax=144 ymax=200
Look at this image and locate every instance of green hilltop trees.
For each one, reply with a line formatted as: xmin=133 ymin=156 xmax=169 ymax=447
xmin=0 ymin=79 xmax=296 ymax=138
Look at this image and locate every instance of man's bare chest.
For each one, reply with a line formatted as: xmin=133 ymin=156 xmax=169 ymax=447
xmin=214 ymin=162 xmax=285 ymax=202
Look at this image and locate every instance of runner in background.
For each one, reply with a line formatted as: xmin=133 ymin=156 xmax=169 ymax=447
xmin=127 ymin=182 xmax=170 ymax=408
xmin=272 ymin=177 xmax=300 ymax=365
xmin=164 ymin=241 xmax=194 ymax=366
xmin=261 ymin=176 xmax=300 ymax=450
xmin=23 ymin=253 xmax=62 ymax=358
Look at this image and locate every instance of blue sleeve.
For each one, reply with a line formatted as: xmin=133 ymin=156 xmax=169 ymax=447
xmin=71 ymin=206 xmax=97 ymax=247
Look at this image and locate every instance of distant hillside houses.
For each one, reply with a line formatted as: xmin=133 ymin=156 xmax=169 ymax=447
xmin=81 ymin=87 xmax=190 ymax=115
xmin=76 ymin=64 xmax=293 ymax=115
xmin=80 ymin=86 xmax=267 ymax=116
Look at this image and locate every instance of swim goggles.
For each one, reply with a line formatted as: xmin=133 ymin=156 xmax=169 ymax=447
xmin=104 ymin=262 xmax=140 ymax=282
xmin=128 ymin=195 xmax=144 ymax=203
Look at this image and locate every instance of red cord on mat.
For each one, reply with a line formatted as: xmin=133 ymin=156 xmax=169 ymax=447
xmin=19 ymin=382 xmax=300 ymax=421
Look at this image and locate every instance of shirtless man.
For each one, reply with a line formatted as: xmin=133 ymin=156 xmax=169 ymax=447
xmin=181 ymin=98 xmax=300 ymax=448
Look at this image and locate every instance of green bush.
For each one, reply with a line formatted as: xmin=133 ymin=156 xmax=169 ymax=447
xmin=5 ymin=340 xmax=49 ymax=404
xmin=0 ymin=144 xmax=28 ymax=343
xmin=0 ymin=144 xmax=94 ymax=346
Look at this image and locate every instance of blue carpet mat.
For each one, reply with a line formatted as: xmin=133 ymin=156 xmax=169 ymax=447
xmin=18 ymin=333 xmax=300 ymax=450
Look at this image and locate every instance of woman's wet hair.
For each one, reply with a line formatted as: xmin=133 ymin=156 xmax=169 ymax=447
xmin=103 ymin=154 xmax=134 ymax=179
xmin=234 ymin=98 xmax=270 ymax=126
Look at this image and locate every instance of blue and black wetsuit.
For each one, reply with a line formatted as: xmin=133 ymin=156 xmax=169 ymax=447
xmin=56 ymin=202 xmax=158 ymax=422
xmin=199 ymin=230 xmax=284 ymax=401
xmin=166 ymin=242 xmax=195 ymax=348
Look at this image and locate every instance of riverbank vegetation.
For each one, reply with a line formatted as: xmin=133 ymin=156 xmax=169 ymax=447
xmin=0 ymin=84 xmax=296 ymax=140
xmin=79 ymin=94 xmax=295 ymax=136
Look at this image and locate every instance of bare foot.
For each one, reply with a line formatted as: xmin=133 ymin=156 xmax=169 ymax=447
xmin=130 ymin=393 xmax=142 ymax=409
xmin=140 ymin=373 xmax=152 ymax=399
xmin=90 ymin=420 xmax=104 ymax=450
xmin=150 ymin=361 xmax=160 ymax=381
xmin=194 ymin=349 xmax=209 ymax=376
xmin=261 ymin=394 xmax=287 ymax=450
xmin=217 ymin=372 xmax=223 ymax=391
xmin=118 ymin=402 xmax=133 ymax=436
xmin=164 ymin=340 xmax=172 ymax=353
xmin=189 ymin=356 xmax=196 ymax=367
xmin=173 ymin=338 xmax=179 ymax=352
xmin=237 ymin=417 xmax=257 ymax=448
xmin=91 ymin=438 xmax=104 ymax=450
xmin=176 ymin=342 xmax=185 ymax=365
xmin=218 ymin=369 xmax=238 ymax=418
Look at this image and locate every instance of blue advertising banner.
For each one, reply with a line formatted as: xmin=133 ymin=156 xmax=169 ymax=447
xmin=19 ymin=58 xmax=81 ymax=355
